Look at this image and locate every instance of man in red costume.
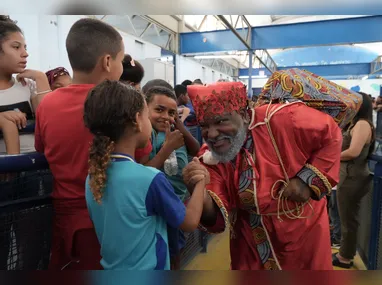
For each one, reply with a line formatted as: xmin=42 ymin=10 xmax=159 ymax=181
xmin=183 ymin=69 xmax=362 ymax=270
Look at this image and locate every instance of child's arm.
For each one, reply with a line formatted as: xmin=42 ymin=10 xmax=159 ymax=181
xmin=174 ymin=117 xmax=200 ymax=157
xmin=179 ymin=178 xmax=206 ymax=232
xmin=0 ymin=113 xmax=21 ymax=154
xmin=16 ymin=70 xmax=51 ymax=112
xmin=180 ymin=107 xmax=191 ymax=123
xmin=146 ymin=168 xmax=208 ymax=233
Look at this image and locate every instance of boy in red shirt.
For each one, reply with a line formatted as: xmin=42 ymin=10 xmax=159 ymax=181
xmin=34 ymin=18 xmax=151 ymax=270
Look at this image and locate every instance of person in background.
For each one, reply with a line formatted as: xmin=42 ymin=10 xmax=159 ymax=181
xmin=333 ymin=92 xmax=375 ymax=269
xmin=329 ymin=185 xmax=341 ymax=248
xmin=83 ymin=80 xmax=207 ymax=270
xmin=174 ymin=84 xmax=190 ymax=123
xmin=34 ymin=17 xmax=126 ymax=270
xmin=142 ymin=78 xmax=173 ymax=95
xmin=375 ymin=96 xmax=382 ymax=111
xmin=45 ymin=67 xmax=72 ymax=91
xmin=181 ymin=80 xmax=192 ymax=87
xmin=119 ymin=54 xmax=144 ymax=91
xmin=181 ymin=80 xmax=200 ymax=144
xmin=0 ymin=15 xmax=50 ymax=155
xmin=193 ymin=79 xmax=203 ymax=85
xmin=0 ymin=14 xmax=51 ymax=271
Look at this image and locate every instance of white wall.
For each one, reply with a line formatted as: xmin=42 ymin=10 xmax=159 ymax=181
xmin=245 ymin=78 xmax=382 ymax=97
xmin=10 ymin=15 xmax=233 ymax=84
xmin=176 ymin=55 xmax=233 ymax=85
xmin=333 ymin=79 xmax=382 ymax=97
xmin=10 ymin=15 xmax=161 ymax=75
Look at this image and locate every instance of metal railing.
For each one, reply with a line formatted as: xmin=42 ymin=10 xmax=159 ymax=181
xmin=0 ymin=152 xmax=53 ymax=270
xmin=0 ymin=152 xmax=209 ymax=270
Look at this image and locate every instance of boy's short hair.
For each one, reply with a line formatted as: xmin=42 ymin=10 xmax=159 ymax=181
xmin=66 ymin=18 xmax=123 ymax=73
xmin=181 ymin=80 xmax=192 ymax=87
xmin=145 ymin=86 xmax=177 ymax=104
xmin=142 ymin=79 xmax=173 ymax=95
xmin=174 ymin=84 xmax=187 ymax=99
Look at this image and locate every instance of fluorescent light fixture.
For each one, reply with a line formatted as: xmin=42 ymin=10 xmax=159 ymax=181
xmin=194 ymin=55 xmax=241 ymax=59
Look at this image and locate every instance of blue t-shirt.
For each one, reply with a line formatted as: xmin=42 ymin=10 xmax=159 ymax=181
xmin=184 ymin=102 xmax=197 ymax=126
xmin=85 ymin=154 xmax=186 ymax=270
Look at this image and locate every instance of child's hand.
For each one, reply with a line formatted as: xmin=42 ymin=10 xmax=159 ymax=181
xmin=0 ymin=110 xmax=27 ymax=129
xmin=173 ymin=115 xmax=186 ymax=132
xmin=164 ymin=121 xmax=184 ymax=151
xmin=16 ymin=69 xmax=47 ymax=86
xmin=183 ymin=158 xmax=210 ymax=193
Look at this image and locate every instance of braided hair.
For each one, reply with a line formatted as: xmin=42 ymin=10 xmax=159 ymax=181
xmin=83 ymin=80 xmax=145 ymax=204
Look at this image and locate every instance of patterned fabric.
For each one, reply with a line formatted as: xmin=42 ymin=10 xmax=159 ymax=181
xmin=237 ymin=135 xmax=279 ymax=270
xmin=257 ymin=68 xmax=363 ymax=129
xmin=297 ymin=166 xmax=327 ymax=200
xmin=187 ymin=82 xmax=248 ymax=123
xmin=45 ymin=67 xmax=70 ymax=86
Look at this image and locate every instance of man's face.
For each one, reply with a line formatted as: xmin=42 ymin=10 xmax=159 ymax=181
xmin=200 ymin=111 xmax=248 ymax=162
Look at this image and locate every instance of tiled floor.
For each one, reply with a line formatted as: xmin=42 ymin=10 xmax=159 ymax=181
xmin=184 ymin=230 xmax=366 ymax=270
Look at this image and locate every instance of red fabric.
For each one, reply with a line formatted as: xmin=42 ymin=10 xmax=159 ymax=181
xmin=199 ymin=103 xmax=342 ymax=270
xmin=34 ymin=84 xmax=149 ymax=270
xmin=187 ymin=82 xmax=247 ymax=122
xmin=35 ymin=85 xmax=95 ymax=200
xmin=35 ymin=84 xmax=151 ymax=199
xmin=49 ymin=199 xmax=102 ymax=270
xmin=135 ymin=140 xmax=153 ymax=162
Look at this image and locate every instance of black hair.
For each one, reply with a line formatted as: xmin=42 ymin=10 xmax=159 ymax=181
xmin=145 ymin=86 xmax=177 ymax=104
xmin=0 ymin=16 xmax=22 ymax=52
xmin=142 ymin=79 xmax=173 ymax=95
xmin=120 ymin=54 xmax=144 ymax=85
xmin=84 ymin=80 xmax=145 ymax=204
xmin=66 ymin=18 xmax=123 ymax=73
xmin=181 ymin=80 xmax=192 ymax=87
xmin=174 ymin=84 xmax=187 ymax=99
xmin=352 ymin=92 xmax=375 ymax=156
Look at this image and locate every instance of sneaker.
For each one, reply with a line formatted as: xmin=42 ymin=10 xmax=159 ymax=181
xmin=331 ymin=238 xmax=340 ymax=248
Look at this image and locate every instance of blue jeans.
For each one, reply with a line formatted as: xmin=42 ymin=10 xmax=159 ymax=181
xmin=329 ymin=190 xmax=341 ymax=241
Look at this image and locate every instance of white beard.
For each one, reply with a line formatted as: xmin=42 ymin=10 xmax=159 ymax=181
xmin=206 ymin=125 xmax=247 ymax=163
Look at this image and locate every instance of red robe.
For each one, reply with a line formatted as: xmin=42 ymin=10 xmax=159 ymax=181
xmin=199 ymin=102 xmax=342 ymax=270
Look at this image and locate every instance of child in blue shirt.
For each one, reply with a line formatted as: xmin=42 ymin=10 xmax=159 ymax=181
xmin=83 ymin=80 xmax=208 ymax=270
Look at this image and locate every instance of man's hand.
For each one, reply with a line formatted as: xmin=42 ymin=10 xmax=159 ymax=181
xmin=183 ymin=158 xmax=210 ymax=193
xmin=281 ymin=177 xmax=311 ymax=203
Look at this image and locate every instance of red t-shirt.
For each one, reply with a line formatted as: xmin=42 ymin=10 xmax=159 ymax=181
xmin=35 ymin=84 xmax=152 ymax=200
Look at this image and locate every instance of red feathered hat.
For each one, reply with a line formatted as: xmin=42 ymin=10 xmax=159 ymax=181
xmin=187 ymin=82 xmax=248 ymax=123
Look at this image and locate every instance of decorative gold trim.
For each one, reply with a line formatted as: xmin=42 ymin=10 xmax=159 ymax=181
xmin=305 ymin=163 xmax=333 ymax=195
xmin=198 ymin=190 xmax=229 ymax=235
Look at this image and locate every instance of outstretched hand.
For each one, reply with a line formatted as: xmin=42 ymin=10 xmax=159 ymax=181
xmin=281 ymin=177 xmax=311 ymax=203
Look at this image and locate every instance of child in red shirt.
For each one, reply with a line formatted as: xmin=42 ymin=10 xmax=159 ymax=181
xmin=35 ymin=18 xmax=134 ymax=270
